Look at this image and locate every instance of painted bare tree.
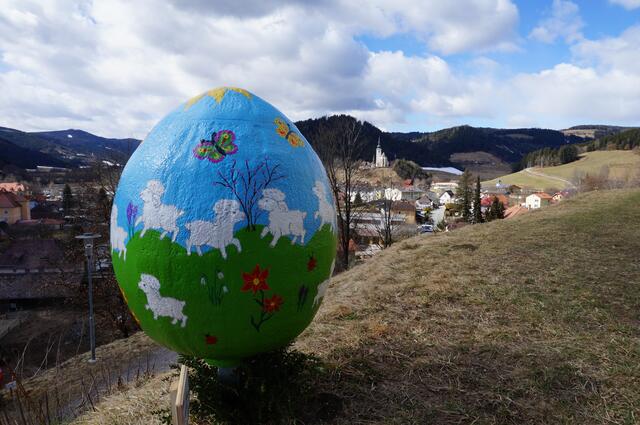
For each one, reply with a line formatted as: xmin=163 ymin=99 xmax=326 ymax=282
xmin=215 ymin=158 xmax=285 ymax=231
xmin=308 ymin=116 xmax=366 ymax=270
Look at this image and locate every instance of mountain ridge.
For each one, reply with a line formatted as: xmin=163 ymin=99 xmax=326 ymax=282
xmin=0 ymin=120 xmax=635 ymax=175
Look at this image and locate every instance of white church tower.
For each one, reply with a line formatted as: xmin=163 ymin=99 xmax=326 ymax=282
xmin=373 ymin=137 xmax=389 ymax=168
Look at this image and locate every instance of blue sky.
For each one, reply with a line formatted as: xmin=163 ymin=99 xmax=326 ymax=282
xmin=0 ymin=0 xmax=639 ymax=137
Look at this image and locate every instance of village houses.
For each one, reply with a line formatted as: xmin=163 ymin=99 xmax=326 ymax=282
xmin=0 ymin=191 xmax=31 ymax=224
xmin=525 ymin=192 xmax=553 ymax=209
xmin=439 ymin=190 xmax=456 ymax=205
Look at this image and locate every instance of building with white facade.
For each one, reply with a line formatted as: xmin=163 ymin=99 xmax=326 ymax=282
xmin=373 ymin=137 xmax=389 ymax=168
xmin=439 ymin=190 xmax=456 ymax=205
xmin=525 ymin=192 xmax=553 ymax=209
xmin=431 ymin=181 xmax=459 ymax=194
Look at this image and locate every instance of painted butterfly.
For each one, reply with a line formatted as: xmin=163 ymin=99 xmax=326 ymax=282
xmin=193 ymin=130 xmax=238 ymax=163
xmin=274 ymin=117 xmax=304 ymax=147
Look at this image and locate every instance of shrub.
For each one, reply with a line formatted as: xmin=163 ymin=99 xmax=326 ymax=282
xmin=178 ymin=346 xmax=337 ymax=424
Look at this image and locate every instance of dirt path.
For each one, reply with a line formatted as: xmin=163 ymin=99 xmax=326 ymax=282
xmin=524 ymin=167 xmax=577 ymax=189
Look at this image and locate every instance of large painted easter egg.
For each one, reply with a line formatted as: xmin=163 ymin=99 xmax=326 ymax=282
xmin=110 ymin=87 xmax=337 ymax=366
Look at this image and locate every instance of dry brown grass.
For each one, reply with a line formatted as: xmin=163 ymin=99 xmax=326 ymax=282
xmin=70 ymin=372 xmax=172 ymax=425
xmin=20 ymin=331 xmax=159 ymax=399
xmin=357 ymin=167 xmax=404 ymax=186
xmin=75 ymin=188 xmax=640 ymax=424
xmin=1 ymin=331 xmax=164 ymax=423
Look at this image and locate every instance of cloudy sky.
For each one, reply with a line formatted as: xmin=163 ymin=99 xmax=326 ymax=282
xmin=1 ymin=0 xmax=639 ymax=139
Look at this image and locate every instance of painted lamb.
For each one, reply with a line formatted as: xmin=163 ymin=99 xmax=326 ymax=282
xmin=138 ymin=274 xmax=188 ymax=327
xmin=312 ymin=180 xmax=336 ymax=231
xmin=135 ymin=180 xmax=184 ymax=242
xmin=313 ymin=259 xmax=336 ymax=307
xmin=259 ymin=188 xmax=306 ymax=247
xmin=184 ymin=199 xmax=245 ymax=258
xmin=110 ymin=205 xmax=128 ymax=260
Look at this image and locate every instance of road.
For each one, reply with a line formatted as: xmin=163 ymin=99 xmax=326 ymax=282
xmin=523 ymin=168 xmax=577 ymax=189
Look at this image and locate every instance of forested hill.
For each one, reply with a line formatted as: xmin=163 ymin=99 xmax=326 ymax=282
xmin=0 ymin=126 xmax=141 ymax=171
xmin=295 ymin=115 xmax=587 ymax=168
xmin=586 ymin=127 xmax=640 ymax=151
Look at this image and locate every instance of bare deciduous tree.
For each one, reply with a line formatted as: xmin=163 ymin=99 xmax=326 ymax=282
xmin=309 ymin=116 xmax=366 ymax=270
xmin=373 ymin=198 xmax=395 ymax=249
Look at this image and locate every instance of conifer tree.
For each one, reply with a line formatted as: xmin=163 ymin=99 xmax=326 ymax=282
xmin=496 ymin=199 xmax=505 ymax=219
xmin=473 ymin=176 xmax=483 ymax=223
xmin=354 ymin=191 xmax=363 ymax=206
xmin=62 ymin=184 xmax=73 ymax=213
xmin=456 ymin=170 xmax=472 ymax=222
xmin=97 ymin=187 xmax=111 ymax=223
xmin=486 ymin=196 xmax=505 ymax=221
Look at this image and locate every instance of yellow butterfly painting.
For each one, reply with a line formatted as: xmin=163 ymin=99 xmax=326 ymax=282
xmin=274 ymin=117 xmax=304 ymax=147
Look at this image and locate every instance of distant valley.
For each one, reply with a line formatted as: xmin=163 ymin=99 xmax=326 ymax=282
xmin=0 ymin=120 xmax=634 ymax=180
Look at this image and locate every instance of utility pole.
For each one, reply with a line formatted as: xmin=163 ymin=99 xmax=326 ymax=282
xmin=76 ymin=233 xmax=101 ymax=363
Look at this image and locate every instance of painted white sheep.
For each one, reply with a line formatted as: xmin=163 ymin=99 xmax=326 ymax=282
xmin=135 ymin=180 xmax=184 ymax=242
xmin=312 ymin=180 xmax=336 ymax=232
xmin=184 ymin=199 xmax=245 ymax=258
xmin=138 ymin=274 xmax=188 ymax=327
xmin=259 ymin=188 xmax=306 ymax=247
xmin=313 ymin=259 xmax=336 ymax=307
xmin=110 ymin=205 xmax=128 ymax=260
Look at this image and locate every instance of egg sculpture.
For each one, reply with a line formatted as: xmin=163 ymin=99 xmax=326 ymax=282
xmin=110 ymin=87 xmax=337 ymax=366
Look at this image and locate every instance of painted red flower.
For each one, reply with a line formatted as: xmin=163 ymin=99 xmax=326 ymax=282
xmin=241 ymin=265 xmax=270 ymax=294
xmin=205 ymin=334 xmax=218 ymax=345
xmin=307 ymin=255 xmax=317 ymax=271
xmin=263 ymin=294 xmax=284 ymax=313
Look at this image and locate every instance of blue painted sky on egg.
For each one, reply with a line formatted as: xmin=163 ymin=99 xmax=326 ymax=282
xmin=112 ymin=90 xmax=335 ymax=253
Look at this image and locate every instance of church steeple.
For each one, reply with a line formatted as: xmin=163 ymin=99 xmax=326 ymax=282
xmin=374 ymin=136 xmax=388 ymax=168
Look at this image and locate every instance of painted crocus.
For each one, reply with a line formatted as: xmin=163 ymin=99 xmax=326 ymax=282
xmin=241 ymin=265 xmax=270 ymax=294
xmin=126 ymin=202 xmax=138 ymax=238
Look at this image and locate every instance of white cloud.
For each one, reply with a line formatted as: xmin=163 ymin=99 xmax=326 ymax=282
xmin=0 ymin=0 xmax=638 ymax=140
xmin=609 ymin=0 xmax=640 ymax=10
xmin=0 ymin=0 xmax=521 ymax=138
xmin=529 ymin=0 xmax=584 ymax=44
xmin=502 ymin=64 xmax=640 ymax=127
xmin=571 ymin=25 xmax=640 ymax=73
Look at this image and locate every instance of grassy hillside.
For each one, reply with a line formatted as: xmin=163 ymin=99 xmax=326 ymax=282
xmin=72 ymin=188 xmax=640 ymax=424
xmin=484 ymin=150 xmax=640 ymax=190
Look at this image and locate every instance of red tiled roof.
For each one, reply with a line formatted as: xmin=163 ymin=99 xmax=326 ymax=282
xmin=0 ymin=182 xmax=26 ymax=192
xmin=481 ymin=194 xmax=509 ymax=207
xmin=0 ymin=191 xmax=22 ymax=208
xmin=533 ymin=192 xmax=553 ymax=200
xmin=0 ymin=239 xmax=63 ymax=268
xmin=504 ymin=205 xmax=528 ymax=219
xmin=392 ymin=200 xmax=415 ymax=211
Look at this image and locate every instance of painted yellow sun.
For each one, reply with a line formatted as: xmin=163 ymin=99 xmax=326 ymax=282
xmin=184 ymin=87 xmax=252 ymax=109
